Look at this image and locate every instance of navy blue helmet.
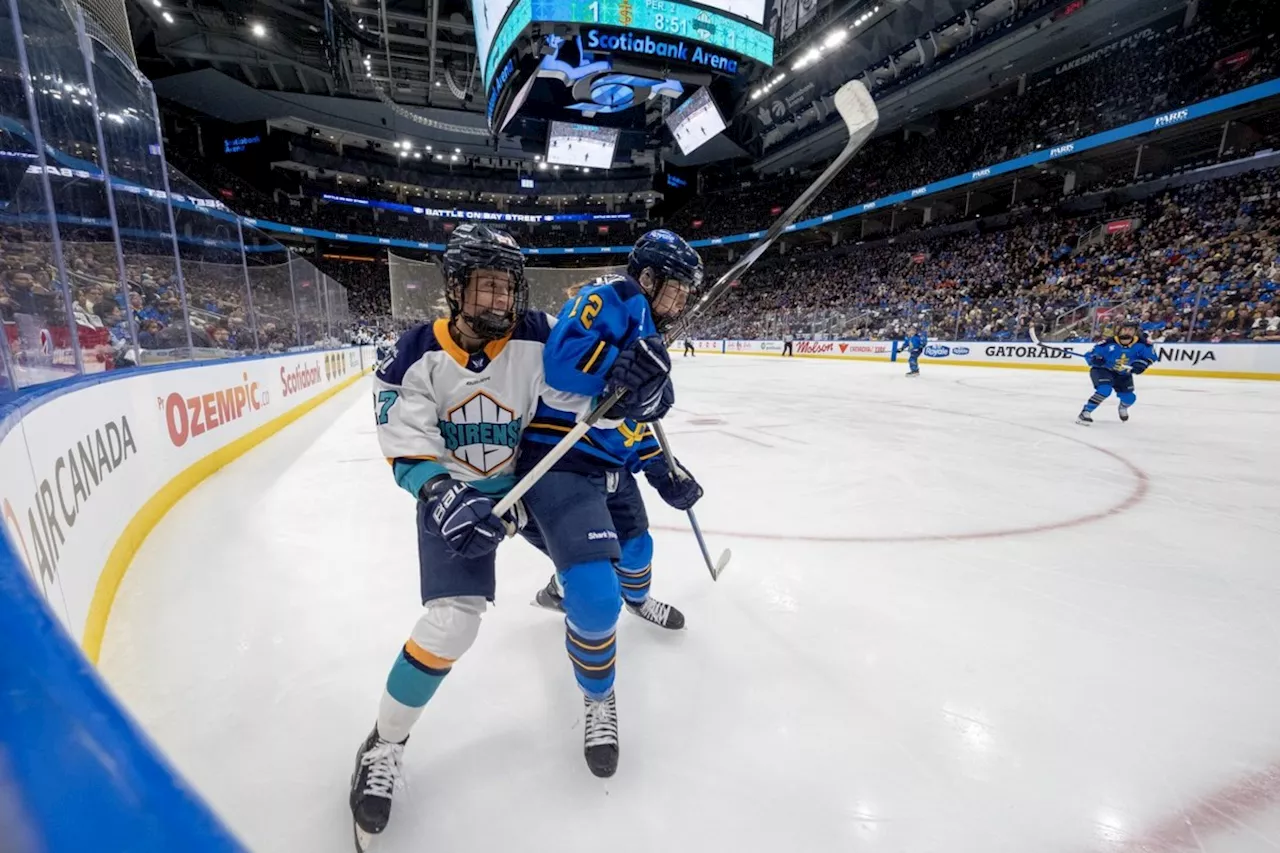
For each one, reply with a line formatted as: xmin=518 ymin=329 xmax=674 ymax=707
xmin=627 ymin=229 xmax=703 ymax=331
xmin=628 ymin=229 xmax=703 ymax=293
xmin=442 ymin=223 xmax=528 ymax=339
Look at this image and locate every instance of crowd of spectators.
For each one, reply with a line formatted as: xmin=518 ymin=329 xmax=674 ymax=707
xmin=6 ymin=0 xmax=1279 ymax=390
xmin=7 ymin=164 xmax=1277 ymax=389
xmin=164 ymin=142 xmax=651 ymax=252
xmin=693 ymin=167 xmax=1280 ymax=344
xmin=1 ymin=224 xmax=351 ymax=381
xmin=673 ymin=0 xmax=1279 ymax=237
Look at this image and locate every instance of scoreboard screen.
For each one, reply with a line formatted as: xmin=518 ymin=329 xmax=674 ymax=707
xmin=666 ymin=87 xmax=726 ymax=154
xmin=482 ymin=0 xmax=774 ymax=88
xmin=546 ymin=121 xmax=620 ymax=168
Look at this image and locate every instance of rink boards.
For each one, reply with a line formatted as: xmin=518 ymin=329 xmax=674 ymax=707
xmin=0 ymin=345 xmax=377 ymax=661
xmin=675 ymin=339 xmax=1280 ymax=380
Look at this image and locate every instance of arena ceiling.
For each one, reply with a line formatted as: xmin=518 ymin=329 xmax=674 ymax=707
xmin=127 ymin=0 xmax=1190 ymax=172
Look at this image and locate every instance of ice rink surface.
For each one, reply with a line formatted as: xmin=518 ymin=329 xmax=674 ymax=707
xmin=99 ymin=356 xmax=1280 ymax=853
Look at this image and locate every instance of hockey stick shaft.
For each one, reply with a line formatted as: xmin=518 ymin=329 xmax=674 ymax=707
xmin=494 ymin=81 xmax=879 ymax=519
xmin=492 ymin=387 xmax=624 ymax=517
xmin=666 ymin=81 xmax=879 ymax=342
xmin=648 ymin=420 xmax=724 ymax=581
xmin=1028 ymin=326 xmax=1092 ymax=359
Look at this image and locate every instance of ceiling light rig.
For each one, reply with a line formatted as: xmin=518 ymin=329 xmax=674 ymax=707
xmin=782 ymin=5 xmax=881 ymax=77
xmin=751 ymin=71 xmax=787 ymax=101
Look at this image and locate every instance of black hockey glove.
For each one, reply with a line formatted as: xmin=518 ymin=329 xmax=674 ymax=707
xmin=501 ymin=498 xmax=529 ymax=536
xmin=603 ymin=336 xmax=673 ymax=422
xmin=644 ymin=455 xmax=703 ymax=511
xmin=1131 ymin=362 xmax=1148 ymax=374
xmin=420 ymin=477 xmax=507 ymax=558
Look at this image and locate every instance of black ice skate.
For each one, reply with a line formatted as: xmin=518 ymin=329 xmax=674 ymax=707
xmin=583 ymin=692 xmax=620 ymax=778
xmin=906 ymin=370 xmax=920 ymax=377
xmin=349 ymin=728 xmax=406 ymax=852
xmin=1118 ymin=404 xmax=1130 ymax=422
xmin=626 ymin=596 xmax=686 ymax=630
xmin=1076 ymin=410 xmax=1093 ymax=426
xmin=533 ymin=574 xmax=565 ymax=612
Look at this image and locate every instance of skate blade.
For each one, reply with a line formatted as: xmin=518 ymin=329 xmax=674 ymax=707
xmin=531 ymin=592 xmax=565 ymax=613
xmin=1075 ymin=420 xmax=1092 ymax=427
xmin=354 ymin=823 xmax=377 ymax=853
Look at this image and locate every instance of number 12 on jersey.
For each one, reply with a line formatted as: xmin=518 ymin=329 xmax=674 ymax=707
xmin=567 ymin=293 xmax=604 ymax=329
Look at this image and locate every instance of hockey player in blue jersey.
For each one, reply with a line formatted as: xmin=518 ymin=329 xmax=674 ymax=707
xmin=528 ymin=417 xmax=702 ymax=630
xmin=1076 ymin=319 xmax=1157 ymax=425
xmin=515 ymin=228 xmax=702 ymax=778
xmin=903 ymin=325 xmax=926 ymax=376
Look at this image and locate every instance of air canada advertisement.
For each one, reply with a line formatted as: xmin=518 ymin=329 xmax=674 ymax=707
xmin=0 ymin=348 xmax=373 ymax=642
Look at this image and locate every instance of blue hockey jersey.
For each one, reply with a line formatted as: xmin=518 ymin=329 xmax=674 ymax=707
xmin=904 ymin=332 xmax=927 ymax=353
xmin=1087 ymin=335 xmax=1158 ymax=373
xmin=517 ymin=273 xmax=663 ymax=474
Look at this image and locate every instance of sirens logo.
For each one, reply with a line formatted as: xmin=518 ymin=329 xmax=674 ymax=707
xmin=437 ymin=391 xmax=522 ymax=475
xmin=537 ymin=34 xmax=683 ymax=115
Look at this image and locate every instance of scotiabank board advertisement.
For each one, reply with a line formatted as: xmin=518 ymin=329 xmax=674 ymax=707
xmin=0 ymin=346 xmax=375 ymax=646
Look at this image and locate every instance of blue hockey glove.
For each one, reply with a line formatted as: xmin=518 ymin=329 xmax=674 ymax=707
xmin=421 ymin=478 xmax=507 ymax=558
xmin=644 ymin=455 xmax=703 ymax=510
xmin=603 ymin=336 xmax=673 ymax=421
xmin=1131 ymin=362 xmax=1148 ymax=374
xmin=1089 ymin=353 xmax=1108 ymax=367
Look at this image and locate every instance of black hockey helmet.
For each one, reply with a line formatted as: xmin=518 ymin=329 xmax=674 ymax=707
xmin=442 ymin=223 xmax=528 ymax=340
xmin=627 ymin=229 xmax=703 ymax=330
xmin=1116 ymin=317 xmax=1140 ymax=342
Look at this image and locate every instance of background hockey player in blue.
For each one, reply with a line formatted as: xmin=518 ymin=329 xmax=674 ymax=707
xmin=528 ymin=417 xmax=703 ymax=630
xmin=516 ymin=228 xmax=702 ymax=778
xmin=903 ymin=325 xmax=926 ymax=376
xmin=1077 ymin=319 xmax=1158 ymax=425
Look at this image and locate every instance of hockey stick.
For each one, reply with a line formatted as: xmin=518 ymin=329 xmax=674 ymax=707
xmin=648 ymin=420 xmax=731 ymax=581
xmin=1028 ymin=325 xmax=1091 ymax=359
xmin=1027 ymin=325 xmax=1144 ymax=378
xmin=493 ymin=80 xmax=879 ymax=520
xmin=639 ymin=81 xmax=877 ymax=578
xmin=665 ymin=81 xmax=879 ymax=343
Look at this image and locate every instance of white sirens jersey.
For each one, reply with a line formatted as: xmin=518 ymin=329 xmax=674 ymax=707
xmin=373 ymin=313 xmax=594 ymax=498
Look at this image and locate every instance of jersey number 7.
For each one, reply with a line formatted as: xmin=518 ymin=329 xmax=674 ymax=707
xmin=375 ymin=390 xmax=400 ymax=425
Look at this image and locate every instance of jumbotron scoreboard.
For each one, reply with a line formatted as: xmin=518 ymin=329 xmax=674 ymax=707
xmin=479 ymin=0 xmax=775 ymax=148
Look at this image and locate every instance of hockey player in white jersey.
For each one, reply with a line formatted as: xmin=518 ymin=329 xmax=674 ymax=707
xmin=348 ymin=224 xmax=608 ymax=850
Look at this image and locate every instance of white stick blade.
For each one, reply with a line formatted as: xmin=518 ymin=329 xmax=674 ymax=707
xmin=712 ymin=549 xmax=732 ymax=579
xmin=835 ymin=80 xmax=878 ymax=139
